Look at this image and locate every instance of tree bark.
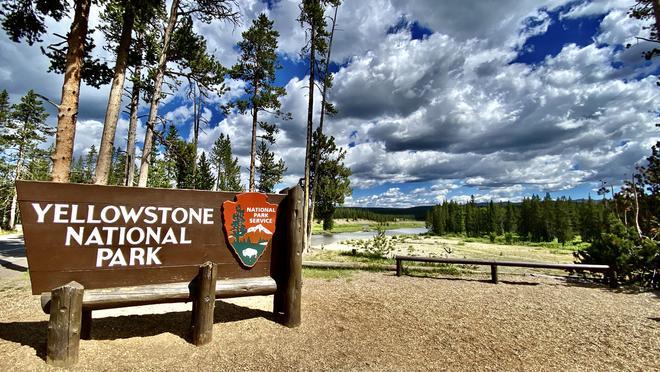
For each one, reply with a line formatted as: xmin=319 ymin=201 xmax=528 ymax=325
xmin=652 ymin=0 xmax=660 ymax=40
xmin=124 ymin=66 xmax=141 ymax=186
xmin=302 ymin=17 xmax=316 ymax=252
xmin=632 ymin=173 xmax=643 ymax=239
xmin=249 ymin=78 xmax=259 ymax=192
xmin=50 ymin=0 xmax=92 ymax=183
xmin=94 ymin=3 xmax=135 ymax=185
xmin=138 ymin=0 xmax=179 ymax=187
xmin=191 ymin=84 xmax=199 ymax=178
xmin=308 ymin=5 xmax=338 ymax=240
xmin=8 ymin=145 xmax=23 ymax=230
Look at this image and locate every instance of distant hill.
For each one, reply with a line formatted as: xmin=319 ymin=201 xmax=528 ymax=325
xmin=336 ymin=206 xmax=433 ymax=221
xmin=337 ymin=198 xmax=603 ymax=222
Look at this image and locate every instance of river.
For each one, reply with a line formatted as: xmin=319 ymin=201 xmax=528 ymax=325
xmin=310 ymin=227 xmax=428 ymax=248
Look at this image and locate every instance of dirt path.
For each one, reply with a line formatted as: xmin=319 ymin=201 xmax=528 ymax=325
xmin=1 ymin=271 xmax=658 ymax=371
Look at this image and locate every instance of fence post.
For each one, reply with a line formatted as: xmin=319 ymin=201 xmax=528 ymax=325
xmin=607 ymin=268 xmax=618 ymax=289
xmin=274 ymin=185 xmax=303 ymax=328
xmin=396 ymin=258 xmax=403 ymax=277
xmin=190 ymin=261 xmax=217 ymax=346
xmin=491 ymin=265 xmax=498 ymax=284
xmin=47 ymin=281 xmax=84 ymax=367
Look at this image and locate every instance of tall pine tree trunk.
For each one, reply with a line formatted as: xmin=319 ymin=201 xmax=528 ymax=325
xmin=652 ymin=0 xmax=660 ymax=39
xmin=191 ymin=85 xmax=199 ymax=178
xmin=8 ymin=145 xmax=24 ymax=230
xmin=138 ymin=0 xmax=179 ymax=187
xmin=308 ymin=5 xmax=338 ymax=238
xmin=302 ymin=19 xmax=315 ymax=252
xmin=50 ymin=0 xmax=92 ymax=183
xmin=94 ymin=3 xmax=135 ymax=185
xmin=249 ymin=79 xmax=259 ymax=192
xmin=124 ymin=67 xmax=141 ymax=186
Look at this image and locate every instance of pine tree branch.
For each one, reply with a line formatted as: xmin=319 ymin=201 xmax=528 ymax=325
xmin=33 ymin=93 xmax=60 ymax=109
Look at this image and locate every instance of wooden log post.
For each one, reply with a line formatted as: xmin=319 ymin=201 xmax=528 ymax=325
xmin=274 ymin=185 xmax=303 ymax=327
xmin=396 ymin=258 xmax=403 ymax=277
xmin=47 ymin=281 xmax=84 ymax=367
xmin=491 ymin=265 xmax=498 ymax=284
xmin=190 ymin=261 xmax=217 ymax=346
xmin=608 ymin=268 xmax=618 ymax=289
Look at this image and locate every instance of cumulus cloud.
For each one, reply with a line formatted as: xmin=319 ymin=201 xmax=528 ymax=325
xmin=2 ymin=0 xmax=657 ymax=206
xmin=318 ymin=6 xmax=658 ymax=207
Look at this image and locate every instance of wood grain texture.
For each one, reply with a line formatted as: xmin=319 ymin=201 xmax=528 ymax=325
xmin=41 ymin=277 xmax=278 ymax=313
xmin=46 ymin=281 xmax=84 ymax=367
xmin=491 ymin=264 xmax=498 ymax=284
xmin=190 ymin=262 xmax=216 ymax=346
xmin=274 ymin=185 xmax=303 ymax=328
xmin=16 ymin=180 xmax=286 ymax=293
xmin=395 ymin=255 xmax=610 ymax=271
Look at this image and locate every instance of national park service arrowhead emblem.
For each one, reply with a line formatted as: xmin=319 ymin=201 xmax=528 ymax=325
xmin=222 ymin=193 xmax=278 ymax=268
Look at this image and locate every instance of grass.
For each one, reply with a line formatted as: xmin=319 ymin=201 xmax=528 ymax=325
xmin=303 ymin=267 xmax=356 ymax=280
xmin=312 ymin=219 xmax=425 ymax=234
xmin=0 ymin=229 xmax=18 ymax=236
xmin=402 ymin=264 xmax=463 ymax=277
xmin=439 ymin=233 xmax=589 ymax=251
xmin=312 ymin=232 xmax=586 ymax=278
xmin=307 ymin=249 xmax=395 ymax=265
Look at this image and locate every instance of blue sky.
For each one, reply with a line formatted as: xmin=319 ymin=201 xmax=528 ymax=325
xmin=0 ymin=0 xmax=658 ymax=207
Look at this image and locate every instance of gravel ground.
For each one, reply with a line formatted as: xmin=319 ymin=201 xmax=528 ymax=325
xmin=0 ymin=272 xmax=658 ymax=371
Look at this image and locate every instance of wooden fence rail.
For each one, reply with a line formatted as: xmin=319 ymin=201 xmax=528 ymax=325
xmin=395 ymin=255 xmax=611 ymax=284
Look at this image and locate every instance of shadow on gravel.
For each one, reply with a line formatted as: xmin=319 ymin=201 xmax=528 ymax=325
xmin=0 ymin=300 xmax=275 ymax=361
xmin=0 ymin=258 xmax=27 ymax=272
xmin=0 ymin=320 xmax=47 ymax=360
xmin=91 ymin=300 xmax=276 ymax=341
xmin=401 ymin=273 xmax=543 ymax=286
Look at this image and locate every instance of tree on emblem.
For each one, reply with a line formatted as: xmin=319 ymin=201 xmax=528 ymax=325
xmin=232 ymin=205 xmax=247 ymax=243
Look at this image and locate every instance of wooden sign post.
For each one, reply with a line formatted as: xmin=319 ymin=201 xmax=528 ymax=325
xmin=16 ymin=181 xmax=303 ymax=366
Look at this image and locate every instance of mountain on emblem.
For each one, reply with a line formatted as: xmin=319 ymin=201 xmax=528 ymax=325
xmin=222 ymin=192 xmax=278 ymax=268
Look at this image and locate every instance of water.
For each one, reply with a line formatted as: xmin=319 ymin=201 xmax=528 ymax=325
xmin=311 ymin=227 xmax=428 ymax=248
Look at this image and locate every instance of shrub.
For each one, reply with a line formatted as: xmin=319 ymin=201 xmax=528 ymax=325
xmin=575 ymin=218 xmax=660 ymax=288
xmin=361 ymin=223 xmax=395 ymax=258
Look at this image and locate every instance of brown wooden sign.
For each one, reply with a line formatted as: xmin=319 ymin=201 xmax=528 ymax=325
xmin=16 ymin=181 xmax=288 ymax=294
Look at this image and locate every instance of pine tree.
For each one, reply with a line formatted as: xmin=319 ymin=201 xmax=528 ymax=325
xmin=1 ymin=0 xmax=111 ymax=182
xmin=232 ymin=205 xmax=247 ymax=243
xmin=228 ymin=14 xmax=286 ymax=191
xmin=299 ymin=0 xmax=333 ymax=248
xmin=195 ymin=152 xmax=215 ymax=190
xmin=108 ymin=147 xmax=127 ymax=186
xmin=146 ymin=146 xmax=170 ymax=188
xmin=308 ymin=2 xmax=340 ymax=239
xmin=137 ymin=0 xmax=239 ymax=187
xmin=504 ymin=202 xmax=517 ymax=233
xmin=210 ymin=133 xmax=242 ymax=191
xmin=163 ymin=125 xmax=180 ymax=185
xmin=554 ymin=197 xmax=574 ymax=245
xmin=174 ymin=141 xmax=196 ymax=189
xmin=25 ymin=146 xmax=52 ymax=182
xmin=310 ymin=131 xmax=351 ymax=230
xmin=1 ymin=90 xmax=52 ymax=229
xmin=83 ymin=144 xmax=97 ymax=183
xmin=70 ymin=156 xmax=86 ymax=183
xmin=0 ymin=90 xmax=8 ymax=128
xmin=94 ymin=0 xmax=162 ymax=185
xmin=256 ymin=141 xmax=286 ymax=193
